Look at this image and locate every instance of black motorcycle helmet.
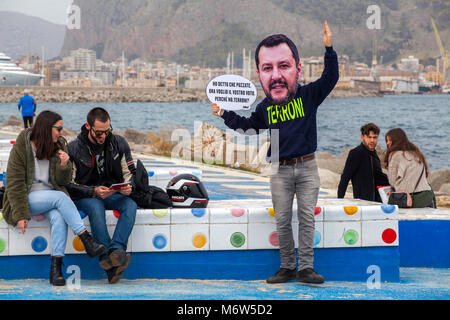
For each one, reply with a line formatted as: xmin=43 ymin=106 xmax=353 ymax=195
xmin=166 ymin=174 xmax=209 ymax=208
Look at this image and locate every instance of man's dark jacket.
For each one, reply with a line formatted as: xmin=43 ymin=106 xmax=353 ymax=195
xmin=337 ymin=143 xmax=389 ymax=202
xmin=66 ymin=125 xmax=136 ymax=200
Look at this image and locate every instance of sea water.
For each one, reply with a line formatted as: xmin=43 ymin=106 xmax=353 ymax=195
xmin=1 ymin=94 xmax=448 ymax=170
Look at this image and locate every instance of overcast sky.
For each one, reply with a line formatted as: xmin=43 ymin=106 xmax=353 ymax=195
xmin=1 ymin=0 xmax=74 ymax=25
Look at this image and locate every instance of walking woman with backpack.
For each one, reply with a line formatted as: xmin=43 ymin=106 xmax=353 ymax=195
xmin=2 ymin=110 xmax=106 ymax=286
xmin=385 ymin=128 xmax=436 ymax=208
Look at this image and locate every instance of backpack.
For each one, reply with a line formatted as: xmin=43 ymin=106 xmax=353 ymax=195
xmin=130 ymin=159 xmax=172 ymax=209
xmin=0 ymin=186 xmax=4 ymax=209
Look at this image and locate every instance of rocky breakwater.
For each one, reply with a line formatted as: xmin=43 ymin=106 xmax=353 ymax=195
xmin=0 ymin=86 xmax=381 ymax=103
xmin=0 ymin=87 xmax=206 ymax=103
xmin=2 ymin=117 xmax=447 ymax=207
xmin=143 ymin=121 xmax=450 ymax=207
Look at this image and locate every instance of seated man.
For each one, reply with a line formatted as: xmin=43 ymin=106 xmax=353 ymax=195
xmin=67 ymin=107 xmax=137 ymax=284
xmin=337 ymin=123 xmax=389 ymax=202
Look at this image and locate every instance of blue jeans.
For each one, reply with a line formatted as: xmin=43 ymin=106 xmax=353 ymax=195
xmin=270 ymin=158 xmax=320 ymax=271
xmin=74 ymin=193 xmax=137 ymax=252
xmin=28 ymin=190 xmax=86 ymax=257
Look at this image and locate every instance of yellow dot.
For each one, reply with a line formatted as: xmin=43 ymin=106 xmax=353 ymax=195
xmin=0 ymin=212 xmax=3 ymax=222
xmin=73 ymin=237 xmax=85 ymax=252
xmin=192 ymin=233 xmax=207 ymax=248
xmin=267 ymin=208 xmax=276 ymax=218
xmin=152 ymin=209 xmax=168 ymax=219
xmin=344 ymin=206 xmax=358 ymax=215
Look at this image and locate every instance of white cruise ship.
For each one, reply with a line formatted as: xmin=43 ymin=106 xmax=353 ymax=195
xmin=0 ymin=52 xmax=44 ymax=86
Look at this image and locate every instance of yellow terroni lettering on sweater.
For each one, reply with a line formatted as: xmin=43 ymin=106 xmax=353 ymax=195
xmin=266 ymin=97 xmax=305 ymax=125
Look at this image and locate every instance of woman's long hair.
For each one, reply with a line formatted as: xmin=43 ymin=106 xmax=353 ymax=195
xmin=384 ymin=128 xmax=429 ymax=176
xmin=30 ymin=110 xmax=63 ymax=160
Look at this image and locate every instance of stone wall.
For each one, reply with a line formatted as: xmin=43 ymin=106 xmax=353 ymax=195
xmin=0 ymin=86 xmax=381 ymax=103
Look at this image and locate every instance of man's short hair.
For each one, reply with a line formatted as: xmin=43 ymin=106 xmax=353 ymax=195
xmin=360 ymin=123 xmax=380 ymax=136
xmin=255 ymin=34 xmax=300 ymax=70
xmin=87 ymin=107 xmax=110 ymax=126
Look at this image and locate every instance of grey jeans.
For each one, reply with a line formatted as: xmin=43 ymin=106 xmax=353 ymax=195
xmin=270 ymin=158 xmax=320 ymax=271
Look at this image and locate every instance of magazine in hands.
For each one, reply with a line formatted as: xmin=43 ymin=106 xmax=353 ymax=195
xmin=109 ymin=182 xmax=131 ymax=190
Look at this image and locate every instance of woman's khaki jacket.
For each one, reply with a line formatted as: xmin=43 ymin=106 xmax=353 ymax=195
xmin=2 ymin=128 xmax=72 ymax=226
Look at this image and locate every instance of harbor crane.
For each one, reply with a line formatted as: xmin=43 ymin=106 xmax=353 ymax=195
xmin=430 ymin=16 xmax=448 ymax=90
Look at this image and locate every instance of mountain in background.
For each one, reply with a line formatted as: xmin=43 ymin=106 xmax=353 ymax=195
xmin=57 ymin=0 xmax=448 ymax=67
xmin=0 ymin=11 xmax=66 ymax=60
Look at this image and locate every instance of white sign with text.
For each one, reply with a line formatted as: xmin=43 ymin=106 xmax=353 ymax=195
xmin=206 ymin=74 xmax=257 ymax=111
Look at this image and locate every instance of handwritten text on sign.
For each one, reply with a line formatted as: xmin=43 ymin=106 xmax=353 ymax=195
xmin=206 ymin=74 xmax=257 ymax=111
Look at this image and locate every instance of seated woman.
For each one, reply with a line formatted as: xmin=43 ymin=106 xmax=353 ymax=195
xmin=385 ymin=128 xmax=436 ymax=208
xmin=2 ymin=110 xmax=106 ymax=286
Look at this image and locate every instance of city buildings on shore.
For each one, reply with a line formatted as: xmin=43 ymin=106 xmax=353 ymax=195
xmin=13 ymin=48 xmax=448 ymax=94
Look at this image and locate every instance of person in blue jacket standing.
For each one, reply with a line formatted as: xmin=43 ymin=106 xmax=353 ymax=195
xmin=212 ymin=21 xmax=339 ymax=284
xmin=18 ymin=89 xmax=37 ymax=128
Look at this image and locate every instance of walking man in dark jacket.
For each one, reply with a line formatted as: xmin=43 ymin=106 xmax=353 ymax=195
xmin=337 ymin=123 xmax=389 ymax=202
xmin=212 ymin=21 xmax=338 ymax=284
xmin=67 ymin=107 xmax=137 ymax=284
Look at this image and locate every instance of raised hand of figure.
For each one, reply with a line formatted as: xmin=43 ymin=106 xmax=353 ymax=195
xmin=323 ymin=20 xmax=333 ymax=47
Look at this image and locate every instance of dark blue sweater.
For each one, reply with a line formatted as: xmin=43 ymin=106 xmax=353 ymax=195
xmin=221 ymin=46 xmax=339 ymax=161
